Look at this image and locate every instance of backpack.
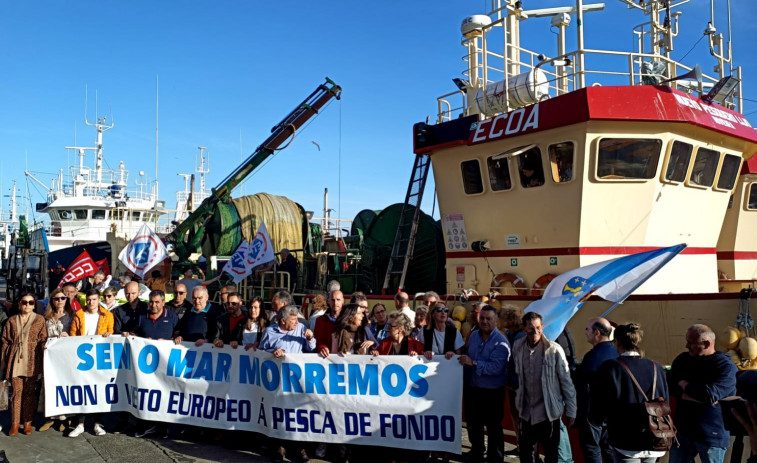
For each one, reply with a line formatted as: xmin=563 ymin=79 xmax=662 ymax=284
xmin=618 ymin=359 xmax=679 ymax=451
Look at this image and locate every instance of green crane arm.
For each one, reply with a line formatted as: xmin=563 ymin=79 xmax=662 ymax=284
xmin=168 ymin=78 xmax=342 ymax=259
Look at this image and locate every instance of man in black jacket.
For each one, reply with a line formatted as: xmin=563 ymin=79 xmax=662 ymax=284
xmin=114 ymin=281 xmax=148 ymax=335
xmin=213 ymin=292 xmax=247 ymax=348
xmin=668 ymin=324 xmax=737 ymax=463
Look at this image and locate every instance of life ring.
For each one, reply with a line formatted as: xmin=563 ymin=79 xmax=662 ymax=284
xmin=490 ymin=273 xmax=529 ymax=296
xmin=532 ymin=273 xmax=558 ymax=296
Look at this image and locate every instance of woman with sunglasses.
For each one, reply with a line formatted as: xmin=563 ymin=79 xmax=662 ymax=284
xmin=1 ymin=292 xmax=48 ymax=436
xmin=68 ymin=289 xmax=113 ymax=437
xmin=421 ymin=302 xmax=464 ymax=361
xmin=100 ymin=286 xmax=119 ymax=311
xmin=39 ymin=288 xmax=73 ymax=432
xmin=243 ymin=296 xmax=268 ymax=351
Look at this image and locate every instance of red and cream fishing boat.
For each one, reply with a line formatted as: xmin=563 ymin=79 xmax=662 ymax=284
xmin=412 ymin=0 xmax=757 ymax=364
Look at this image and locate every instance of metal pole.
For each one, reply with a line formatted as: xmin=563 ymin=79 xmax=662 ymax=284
xmin=576 ymin=0 xmax=586 ymax=88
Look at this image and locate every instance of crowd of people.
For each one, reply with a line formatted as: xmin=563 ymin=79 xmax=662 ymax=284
xmin=1 ymin=273 xmax=756 ymax=463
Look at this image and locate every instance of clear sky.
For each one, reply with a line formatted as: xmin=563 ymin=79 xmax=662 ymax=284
xmin=0 ymin=1 xmax=755 ymax=229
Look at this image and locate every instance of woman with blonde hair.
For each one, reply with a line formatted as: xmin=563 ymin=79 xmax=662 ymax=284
xmin=39 ymin=287 xmax=73 ymax=432
xmin=1 ymin=292 xmax=48 ymax=435
xmin=100 ymin=285 xmax=119 ymax=311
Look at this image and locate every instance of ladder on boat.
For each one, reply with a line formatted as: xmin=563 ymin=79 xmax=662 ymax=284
xmin=382 ymin=153 xmax=431 ymax=292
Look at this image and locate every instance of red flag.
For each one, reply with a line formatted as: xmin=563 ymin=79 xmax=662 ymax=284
xmin=58 ymin=250 xmax=99 ymax=287
xmin=95 ymin=258 xmax=111 ymax=276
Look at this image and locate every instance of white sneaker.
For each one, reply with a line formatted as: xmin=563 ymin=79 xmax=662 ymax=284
xmin=68 ymin=424 xmax=85 ymax=438
xmin=94 ymin=423 xmax=107 ymax=436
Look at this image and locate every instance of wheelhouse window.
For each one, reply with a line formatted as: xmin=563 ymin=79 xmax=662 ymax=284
xmin=517 ymin=147 xmax=545 ymax=188
xmin=597 ymin=138 xmax=662 ymax=179
xmin=748 ymin=184 xmax=757 ymax=210
xmin=92 ymin=209 xmax=106 ymax=220
xmin=132 ymin=211 xmax=141 ymax=221
xmin=487 ymin=155 xmax=512 ymax=191
xmin=59 ymin=210 xmax=73 ymax=220
xmin=549 ymin=142 xmax=574 ymax=183
xmin=664 ymin=141 xmax=693 ymax=183
xmin=716 ymin=154 xmax=741 ymax=191
xmin=461 ymin=159 xmax=484 ymax=195
xmin=74 ymin=209 xmax=87 ymax=219
xmin=112 ymin=210 xmax=129 ymax=220
xmin=689 ymin=148 xmax=720 ymax=187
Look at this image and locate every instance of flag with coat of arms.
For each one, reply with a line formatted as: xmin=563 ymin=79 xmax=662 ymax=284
xmin=118 ymin=223 xmax=169 ymax=279
xmin=525 ymin=244 xmax=686 ymax=340
xmin=221 ymin=222 xmax=276 ymax=283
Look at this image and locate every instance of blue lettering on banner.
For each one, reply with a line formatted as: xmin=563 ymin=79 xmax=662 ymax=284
xmin=344 ymin=412 xmax=372 ymax=436
xmin=271 ymin=407 xmax=336 ymax=434
xmin=381 ymin=364 xmax=407 ymax=397
xmin=379 ymin=414 xmax=456 ymax=442
xmin=166 ymin=391 xmax=252 ymax=422
xmin=329 ymin=364 xmax=346 ymax=394
xmin=261 ymin=360 xmax=280 ymax=390
xmin=167 ymin=349 xmax=196 ymax=378
xmin=282 ymin=363 xmax=304 ymax=393
xmin=137 ymin=345 xmax=159 ymax=374
xmin=77 ymin=342 xmax=132 ymax=371
xmin=76 ymin=343 xmax=94 ymax=371
xmin=55 ymin=385 xmax=98 ymax=406
xmin=347 ymin=363 xmax=378 ymax=395
xmin=408 ymin=364 xmax=429 ymax=398
xmin=304 ymin=363 xmax=326 ymax=393
xmin=239 ymin=355 xmax=260 ymax=385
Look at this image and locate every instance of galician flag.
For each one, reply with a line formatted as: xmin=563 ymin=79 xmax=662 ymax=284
xmin=526 ymin=244 xmax=686 ymax=340
xmin=222 ymin=240 xmax=251 ymax=284
xmin=118 ymin=223 xmax=169 ymax=279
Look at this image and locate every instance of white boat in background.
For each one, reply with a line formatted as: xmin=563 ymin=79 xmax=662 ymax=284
xmin=173 ymin=146 xmax=211 ymax=223
xmin=27 ymin=116 xmax=166 ymax=253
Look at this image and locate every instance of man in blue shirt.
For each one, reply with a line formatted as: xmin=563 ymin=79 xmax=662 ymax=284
xmin=259 ymin=305 xmax=316 ymax=356
xmin=668 ymin=324 xmax=737 ymax=463
xmin=459 ymin=305 xmax=510 ymax=463
xmin=136 ymin=290 xmax=179 ymax=340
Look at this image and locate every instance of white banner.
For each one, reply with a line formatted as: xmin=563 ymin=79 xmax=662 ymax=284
xmin=44 ymin=336 xmax=462 ymax=452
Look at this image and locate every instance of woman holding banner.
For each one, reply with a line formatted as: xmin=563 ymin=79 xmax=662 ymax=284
xmin=39 ymin=288 xmax=73 ymax=432
xmin=331 ymin=303 xmax=375 ymax=355
xmin=1 ymin=292 xmax=48 ymax=436
xmin=371 ymin=312 xmax=423 ymax=356
xmin=68 ymin=289 xmax=114 ymax=438
xmin=243 ymin=296 xmax=268 ymax=351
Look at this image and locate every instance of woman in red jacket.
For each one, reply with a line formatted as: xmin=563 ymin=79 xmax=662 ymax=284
xmin=371 ymin=312 xmax=423 ymax=356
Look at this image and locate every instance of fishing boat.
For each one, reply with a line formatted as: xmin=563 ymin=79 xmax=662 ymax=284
xmin=26 ymin=116 xmax=166 ymax=254
xmin=407 ymin=0 xmax=757 ymax=364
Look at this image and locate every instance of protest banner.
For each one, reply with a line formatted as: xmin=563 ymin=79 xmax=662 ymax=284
xmin=44 ymin=336 xmax=462 ymax=452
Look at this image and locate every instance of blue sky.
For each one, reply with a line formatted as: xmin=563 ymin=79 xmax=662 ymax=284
xmin=0 ymin=1 xmax=755 ymax=228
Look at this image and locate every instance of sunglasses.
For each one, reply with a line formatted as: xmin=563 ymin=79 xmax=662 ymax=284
xmin=176 ymin=291 xmax=186 ymax=295
xmin=19 ymin=300 xmax=35 ymax=306
xmin=104 ymin=294 xmax=115 ymax=298
xmin=435 ymin=307 xmax=449 ymax=313
xmin=53 ymin=296 xmax=67 ymax=301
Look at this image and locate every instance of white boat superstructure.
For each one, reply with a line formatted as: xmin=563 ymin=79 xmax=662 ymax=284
xmin=174 ymin=146 xmax=211 ymax=223
xmin=27 ymin=117 xmax=165 ymax=252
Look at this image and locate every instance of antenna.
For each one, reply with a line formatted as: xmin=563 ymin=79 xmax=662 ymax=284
xmin=155 ymin=75 xmax=159 ymax=202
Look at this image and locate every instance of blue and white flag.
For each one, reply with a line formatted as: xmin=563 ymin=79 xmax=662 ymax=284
xmin=245 ymin=222 xmax=275 ymax=269
xmin=222 ymin=240 xmax=251 ymax=284
xmin=118 ymin=223 xmax=169 ymax=279
xmin=525 ymin=244 xmax=686 ymax=340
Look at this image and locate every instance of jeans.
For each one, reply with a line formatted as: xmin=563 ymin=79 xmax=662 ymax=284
xmin=578 ymin=419 xmax=613 ymax=463
xmin=611 ymin=447 xmax=658 ymax=463
xmin=519 ymin=419 xmax=561 ymax=463
xmin=558 ymin=420 xmax=573 ymax=463
xmin=668 ymin=434 xmax=727 ymax=463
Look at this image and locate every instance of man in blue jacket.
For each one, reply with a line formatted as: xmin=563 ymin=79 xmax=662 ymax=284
xmin=576 ymin=318 xmax=618 ymax=463
xmin=668 ymin=324 xmax=737 ymax=463
xmin=459 ymin=305 xmax=510 ymax=463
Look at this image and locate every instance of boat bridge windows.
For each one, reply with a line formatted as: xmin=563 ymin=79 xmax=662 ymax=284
xmin=92 ymin=209 xmax=107 ymax=220
xmin=688 ymin=148 xmax=720 ymax=187
xmin=460 ymin=141 xmax=576 ymax=195
xmin=663 ymin=141 xmax=693 ymax=183
xmin=716 ymin=154 xmax=741 ymax=191
xmin=549 ymin=142 xmax=574 ymax=183
xmin=597 ymin=138 xmax=662 ymax=180
xmin=748 ymin=184 xmax=757 ymax=210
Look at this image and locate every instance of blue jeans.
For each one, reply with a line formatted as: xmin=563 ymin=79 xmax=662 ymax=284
xmin=668 ymin=434 xmax=727 ymax=463
xmin=558 ymin=420 xmax=573 ymax=463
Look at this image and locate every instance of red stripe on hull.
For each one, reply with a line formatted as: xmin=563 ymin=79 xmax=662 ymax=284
xmin=446 ymin=246 xmax=714 ymax=259
xmin=716 ymin=251 xmax=757 ymax=260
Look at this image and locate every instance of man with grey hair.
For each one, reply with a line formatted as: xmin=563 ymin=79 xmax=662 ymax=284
xmin=668 ymin=324 xmax=737 ymax=463
xmin=173 ymin=286 xmax=224 ymax=346
xmin=310 ymin=281 xmax=339 ymax=330
xmin=423 ymin=291 xmax=440 ymax=307
xmin=259 ymin=305 xmax=315 ymax=356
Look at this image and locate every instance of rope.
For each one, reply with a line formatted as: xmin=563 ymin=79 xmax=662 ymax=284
xmin=273 ymin=124 xmax=297 ymax=151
